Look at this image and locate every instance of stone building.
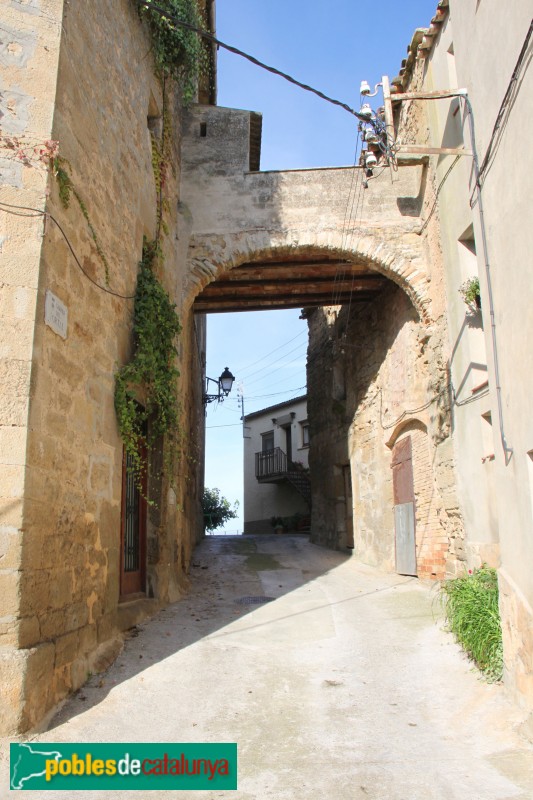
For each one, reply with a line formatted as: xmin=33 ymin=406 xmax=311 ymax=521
xmin=0 ymin=0 xmax=211 ymax=733
xmin=306 ymin=0 xmax=533 ymax=713
xmin=409 ymin=0 xmax=533 ymax=715
xmin=1 ymin=0 xmax=532 ymax=733
xmin=243 ymin=396 xmax=310 ymax=534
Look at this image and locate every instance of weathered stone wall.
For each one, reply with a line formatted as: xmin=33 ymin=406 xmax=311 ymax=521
xmin=180 ymin=105 xmax=433 ymax=319
xmin=307 ymin=277 xmax=460 ymax=579
xmin=179 ymin=102 xmax=464 ymax=581
xmin=0 ymin=0 xmax=66 ymax=736
xmin=1 ymin=0 xmax=205 ymax=733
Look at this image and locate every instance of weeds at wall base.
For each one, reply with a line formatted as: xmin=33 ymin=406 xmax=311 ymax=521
xmin=439 ymin=565 xmax=504 ymax=682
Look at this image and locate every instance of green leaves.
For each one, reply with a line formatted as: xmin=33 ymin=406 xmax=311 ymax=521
xmin=137 ymin=0 xmax=210 ymax=103
xmin=440 ymin=566 xmax=503 ymax=682
xmin=458 ymin=276 xmax=481 ymax=309
xmin=202 ymin=488 xmax=239 ymax=532
xmin=54 ymin=157 xmax=110 ymax=284
xmin=114 ymin=240 xmax=182 ymax=488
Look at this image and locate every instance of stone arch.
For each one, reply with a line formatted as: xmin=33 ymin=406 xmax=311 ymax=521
xmin=185 ymin=228 xmax=433 ymax=323
xmin=386 ymin=417 xmax=429 ymax=450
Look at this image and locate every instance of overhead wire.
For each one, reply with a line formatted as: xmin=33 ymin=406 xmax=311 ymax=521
xmin=232 ymin=329 xmax=307 ymax=377
xmin=239 ymin=355 xmax=308 ymax=391
xmin=333 ymin=112 xmax=368 ymax=314
xmin=344 ymin=148 xmax=368 ymax=321
xmin=417 ymin=156 xmax=461 ymax=234
xmin=0 ymin=201 xmax=135 ymax=299
xmin=473 ymin=18 xmax=533 ymax=195
xmin=206 ymin=423 xmax=243 ymax=429
xmin=244 ymin=386 xmax=306 ymax=400
xmin=138 ymin=1 xmax=378 ymax=124
xmin=330 ymin=135 xmax=363 ymax=308
xmin=235 ymin=340 xmax=308 ymax=384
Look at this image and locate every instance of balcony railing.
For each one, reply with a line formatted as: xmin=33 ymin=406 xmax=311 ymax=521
xmin=255 ymin=447 xmax=288 ymax=479
xmin=255 ymin=447 xmax=311 ymax=507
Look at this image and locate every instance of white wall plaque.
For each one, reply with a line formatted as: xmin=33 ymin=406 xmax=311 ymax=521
xmin=44 ymin=290 xmax=68 ymax=339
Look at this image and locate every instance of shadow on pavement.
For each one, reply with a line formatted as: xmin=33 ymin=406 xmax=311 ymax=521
xmin=46 ymin=534 xmax=352 ymax=730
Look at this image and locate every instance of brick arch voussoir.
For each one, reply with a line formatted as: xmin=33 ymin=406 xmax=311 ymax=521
xmin=186 ymin=230 xmax=432 ymax=323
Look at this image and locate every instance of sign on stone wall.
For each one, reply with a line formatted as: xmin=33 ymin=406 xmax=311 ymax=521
xmin=45 ymin=290 xmax=68 ymax=339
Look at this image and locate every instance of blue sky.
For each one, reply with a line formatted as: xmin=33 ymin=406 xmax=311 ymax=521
xmin=204 ymin=0 xmax=438 ymax=531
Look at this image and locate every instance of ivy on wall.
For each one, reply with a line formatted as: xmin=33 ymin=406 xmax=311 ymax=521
xmin=137 ymin=0 xmax=209 ymax=103
xmin=114 ymin=239 xmax=182 ymax=487
xmin=150 ymin=99 xmax=173 ymax=240
xmin=54 ymin=157 xmax=111 ymax=285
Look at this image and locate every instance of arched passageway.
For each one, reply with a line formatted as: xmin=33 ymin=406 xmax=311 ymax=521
xmin=181 ymin=103 xmax=463 ymax=580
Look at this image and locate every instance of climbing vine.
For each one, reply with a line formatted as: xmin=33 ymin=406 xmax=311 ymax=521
xmin=150 ymin=99 xmax=173 ymax=239
xmin=137 ymin=0 xmax=210 ymax=103
xmin=53 ymin=157 xmax=111 ymax=285
xmin=114 ymin=239 xmax=182 ymax=488
xmin=0 ymin=129 xmax=59 ymax=169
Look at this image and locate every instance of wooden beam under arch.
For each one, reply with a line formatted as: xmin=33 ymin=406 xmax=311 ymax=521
xmin=192 ymin=258 xmax=387 ymax=313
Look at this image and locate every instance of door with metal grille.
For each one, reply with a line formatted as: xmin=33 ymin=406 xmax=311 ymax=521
xmin=120 ymin=445 xmax=147 ymax=596
xmin=392 ymin=436 xmax=417 ymax=576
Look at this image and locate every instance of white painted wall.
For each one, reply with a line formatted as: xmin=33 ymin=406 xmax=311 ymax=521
xmin=423 ymin=14 xmax=498 ymax=564
xmin=425 ymin=0 xmax=533 ymax=708
xmin=243 ymin=396 xmax=309 ymax=531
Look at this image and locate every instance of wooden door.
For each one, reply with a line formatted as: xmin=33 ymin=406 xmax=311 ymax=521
xmin=285 ymin=426 xmax=293 ymax=463
xmin=392 ymin=436 xmax=416 ymax=576
xmin=120 ymin=446 xmax=147 ymax=596
xmin=343 ymin=465 xmax=354 ymax=548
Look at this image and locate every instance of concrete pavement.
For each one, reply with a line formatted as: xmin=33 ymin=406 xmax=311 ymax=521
xmin=2 ymin=534 xmax=533 ymax=799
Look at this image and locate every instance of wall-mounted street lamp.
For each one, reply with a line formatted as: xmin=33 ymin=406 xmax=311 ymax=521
xmin=203 ymin=366 xmax=235 ymax=406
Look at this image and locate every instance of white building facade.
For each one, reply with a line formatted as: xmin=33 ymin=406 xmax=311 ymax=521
xmin=243 ymin=396 xmax=310 ymax=534
xmin=400 ymin=0 xmax=533 ymax=712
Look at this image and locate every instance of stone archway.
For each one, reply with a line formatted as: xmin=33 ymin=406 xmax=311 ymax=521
xmin=179 ymin=102 xmax=462 ymax=577
xmin=185 ymin=235 xmax=433 ymax=325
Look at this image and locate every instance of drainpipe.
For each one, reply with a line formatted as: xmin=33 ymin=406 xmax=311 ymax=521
xmin=383 ymin=81 xmax=512 ymax=465
xmin=461 ymin=94 xmax=512 ymax=464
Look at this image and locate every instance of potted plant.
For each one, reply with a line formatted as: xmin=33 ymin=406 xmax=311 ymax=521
xmin=459 ymin=276 xmax=481 ymax=311
xmin=270 ymin=516 xmax=284 ymax=534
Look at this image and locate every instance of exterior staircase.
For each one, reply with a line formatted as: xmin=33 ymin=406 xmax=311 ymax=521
xmin=285 ymin=469 xmax=312 ymax=507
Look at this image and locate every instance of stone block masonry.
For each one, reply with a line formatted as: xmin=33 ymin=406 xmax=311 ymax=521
xmin=0 ymin=0 xmax=205 ymax=733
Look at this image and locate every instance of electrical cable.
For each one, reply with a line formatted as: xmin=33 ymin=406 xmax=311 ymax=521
xmin=232 ymin=330 xmax=307 ymax=377
xmin=339 ymin=144 xmax=361 ymax=254
xmin=474 ymin=18 xmax=533 ymax=192
xmin=365 ymin=86 xmax=511 ymax=463
xmin=206 ymin=423 xmax=243 ymax=429
xmin=331 ymin=130 xmax=364 ymax=308
xmin=236 ymin=341 xmax=308 ymax=383
xmin=138 ymin=1 xmax=375 ymax=124
xmin=461 ymin=94 xmax=512 ymax=463
xmin=417 ymin=155 xmax=460 ymax=234
xmin=379 ymin=385 xmax=451 ymax=431
xmin=345 ymin=170 xmax=367 ymax=320
xmin=0 ymin=201 xmax=135 ymax=299
xmin=244 ymin=386 xmax=306 ymax=400
xmin=239 ymin=356 xmax=308 ymax=390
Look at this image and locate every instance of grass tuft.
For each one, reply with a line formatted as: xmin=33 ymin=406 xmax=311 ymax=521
xmin=440 ymin=565 xmax=503 ymax=682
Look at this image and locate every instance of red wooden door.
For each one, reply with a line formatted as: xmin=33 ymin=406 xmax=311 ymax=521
xmin=391 ymin=436 xmax=417 ymax=576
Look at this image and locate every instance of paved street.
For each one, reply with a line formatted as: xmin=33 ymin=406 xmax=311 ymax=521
xmin=2 ymin=535 xmax=533 ymax=799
